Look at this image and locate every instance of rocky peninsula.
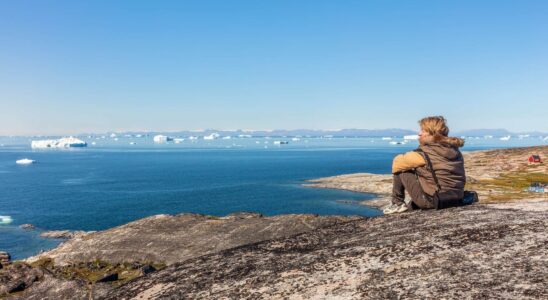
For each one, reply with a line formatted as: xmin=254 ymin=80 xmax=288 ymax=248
xmin=1 ymin=146 xmax=546 ymax=299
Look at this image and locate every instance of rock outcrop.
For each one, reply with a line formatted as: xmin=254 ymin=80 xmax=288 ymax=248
xmin=105 ymin=201 xmax=548 ymax=299
xmin=28 ymin=213 xmax=356 ymax=266
xmin=3 ymin=214 xmax=355 ymax=299
xmin=39 ymin=230 xmax=93 ymax=239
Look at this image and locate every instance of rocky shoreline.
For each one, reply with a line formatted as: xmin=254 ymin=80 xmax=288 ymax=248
xmin=1 ymin=146 xmax=546 ymax=299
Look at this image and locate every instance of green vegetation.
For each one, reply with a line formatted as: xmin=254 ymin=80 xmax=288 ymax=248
xmin=466 ymin=171 xmax=548 ymax=202
xmin=30 ymin=258 xmax=165 ymax=285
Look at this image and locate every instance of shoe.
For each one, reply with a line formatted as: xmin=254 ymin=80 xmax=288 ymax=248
xmin=383 ymin=203 xmax=409 ymax=215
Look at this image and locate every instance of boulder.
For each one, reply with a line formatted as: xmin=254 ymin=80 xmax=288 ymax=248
xmin=19 ymin=224 xmax=36 ymax=230
xmin=40 ymin=230 xmax=92 ymax=239
xmin=0 ymin=252 xmax=10 ymax=265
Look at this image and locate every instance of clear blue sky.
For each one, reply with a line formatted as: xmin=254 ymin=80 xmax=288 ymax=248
xmin=1 ymin=0 xmax=546 ymax=135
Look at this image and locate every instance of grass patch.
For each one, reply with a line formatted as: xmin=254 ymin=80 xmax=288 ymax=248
xmin=483 ymin=172 xmax=548 ymax=190
xmin=30 ymin=258 xmax=165 ymax=285
xmin=466 ymin=171 xmax=547 ymax=202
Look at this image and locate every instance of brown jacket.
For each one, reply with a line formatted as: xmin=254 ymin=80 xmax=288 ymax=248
xmin=392 ymin=136 xmax=466 ymax=197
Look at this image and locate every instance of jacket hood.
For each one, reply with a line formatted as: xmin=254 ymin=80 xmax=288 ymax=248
xmin=421 ymin=136 xmax=464 ymax=160
xmin=422 ymin=135 xmax=465 ymax=148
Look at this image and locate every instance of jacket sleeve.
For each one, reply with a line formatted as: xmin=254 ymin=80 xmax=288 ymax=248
xmin=392 ymin=151 xmax=426 ymax=174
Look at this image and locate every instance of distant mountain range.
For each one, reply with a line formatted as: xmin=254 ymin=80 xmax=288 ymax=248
xmin=6 ymin=128 xmax=545 ymax=138
xmin=95 ymin=128 xmax=546 ymax=138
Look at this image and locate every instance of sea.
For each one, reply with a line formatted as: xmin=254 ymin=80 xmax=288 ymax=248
xmin=1 ymin=135 xmax=546 ymax=260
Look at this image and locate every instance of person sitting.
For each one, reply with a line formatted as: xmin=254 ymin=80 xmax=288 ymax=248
xmin=383 ymin=116 xmax=466 ymax=214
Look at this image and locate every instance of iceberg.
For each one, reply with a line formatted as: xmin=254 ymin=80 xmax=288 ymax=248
xmin=0 ymin=215 xmax=13 ymax=225
xmin=16 ymin=158 xmax=35 ymax=165
xmin=204 ymin=133 xmax=220 ymax=140
xmin=499 ymin=136 xmax=511 ymax=141
xmin=153 ymin=135 xmax=173 ymax=143
xmin=403 ymin=135 xmax=419 ymax=140
xmin=31 ymin=137 xmax=87 ymax=149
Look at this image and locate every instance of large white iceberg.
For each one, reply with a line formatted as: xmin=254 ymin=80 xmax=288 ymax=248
xmin=31 ymin=137 xmax=87 ymax=149
xmin=203 ymin=133 xmax=220 ymax=140
xmin=153 ymin=135 xmax=173 ymax=143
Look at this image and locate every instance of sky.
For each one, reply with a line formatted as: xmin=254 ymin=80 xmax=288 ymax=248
xmin=0 ymin=0 xmax=547 ymax=135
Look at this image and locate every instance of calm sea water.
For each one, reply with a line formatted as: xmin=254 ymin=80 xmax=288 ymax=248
xmin=1 ymin=136 xmax=546 ymax=259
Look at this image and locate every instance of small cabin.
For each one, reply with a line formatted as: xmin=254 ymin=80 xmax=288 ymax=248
xmin=528 ymin=155 xmax=542 ymax=163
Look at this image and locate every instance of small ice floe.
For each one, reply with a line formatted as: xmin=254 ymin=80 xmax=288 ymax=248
xmin=16 ymin=158 xmax=35 ymax=165
xmin=0 ymin=216 xmax=13 ymax=225
xmin=381 ymin=137 xmax=392 ymax=141
xmin=188 ymin=136 xmax=198 ymax=140
xmin=273 ymin=141 xmax=289 ymax=145
xmin=389 ymin=141 xmax=405 ymax=145
xmin=173 ymin=138 xmax=184 ymax=144
xmin=91 ymin=141 xmax=97 ymax=145
xmin=292 ymin=137 xmax=301 ymax=141
xmin=129 ymin=142 xmax=136 ymax=145
xmin=222 ymin=136 xmax=232 ymax=140
xmin=499 ymin=136 xmax=511 ymax=141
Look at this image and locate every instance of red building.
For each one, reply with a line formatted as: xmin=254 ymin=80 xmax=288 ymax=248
xmin=528 ymin=155 xmax=542 ymax=163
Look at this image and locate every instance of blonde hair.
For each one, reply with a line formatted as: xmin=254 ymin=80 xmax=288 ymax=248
xmin=419 ymin=116 xmax=449 ymax=137
xmin=418 ymin=116 xmax=464 ymax=147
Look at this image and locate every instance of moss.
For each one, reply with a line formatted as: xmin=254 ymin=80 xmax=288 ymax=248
xmin=484 ymin=172 xmax=548 ymax=190
xmin=466 ymin=171 xmax=547 ymax=202
xmin=26 ymin=259 xmax=166 ymax=285
xmin=29 ymin=257 xmax=54 ymax=268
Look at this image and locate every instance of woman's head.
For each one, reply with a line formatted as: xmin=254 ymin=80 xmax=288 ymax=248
xmin=418 ymin=116 xmax=464 ymax=147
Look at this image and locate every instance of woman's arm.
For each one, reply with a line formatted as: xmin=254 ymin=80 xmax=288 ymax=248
xmin=392 ymin=151 xmax=426 ymax=174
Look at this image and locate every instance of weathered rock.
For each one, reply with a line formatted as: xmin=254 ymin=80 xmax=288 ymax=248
xmin=0 ymin=263 xmax=44 ymax=296
xmin=19 ymin=224 xmax=35 ymax=230
xmin=39 ymin=230 xmax=93 ymax=239
xmin=28 ymin=213 xmax=356 ymax=266
xmin=105 ymin=201 xmax=548 ymax=299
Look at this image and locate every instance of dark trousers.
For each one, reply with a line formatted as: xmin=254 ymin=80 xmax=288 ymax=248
xmin=392 ymin=171 xmax=434 ymax=209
